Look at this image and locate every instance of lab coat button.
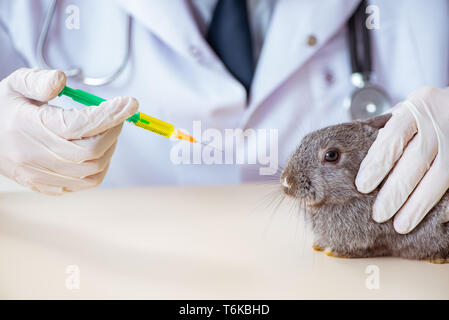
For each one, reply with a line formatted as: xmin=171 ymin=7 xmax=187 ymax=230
xmin=189 ymin=45 xmax=204 ymax=60
xmin=325 ymin=70 xmax=334 ymax=85
xmin=307 ymin=35 xmax=317 ymax=46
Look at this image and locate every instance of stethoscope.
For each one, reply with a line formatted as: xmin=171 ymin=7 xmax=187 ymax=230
xmin=37 ymin=0 xmax=132 ymax=86
xmin=37 ymin=0 xmax=392 ymax=118
xmin=346 ymin=0 xmax=392 ymax=120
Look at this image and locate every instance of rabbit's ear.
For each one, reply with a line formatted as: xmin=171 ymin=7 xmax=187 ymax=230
xmin=363 ymin=113 xmax=392 ymax=129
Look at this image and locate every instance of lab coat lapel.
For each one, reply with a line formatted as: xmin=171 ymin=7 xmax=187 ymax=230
xmin=114 ymin=0 xmax=214 ymax=63
xmin=245 ymin=0 xmax=360 ymax=124
xmin=116 ymin=0 xmax=362 ymax=123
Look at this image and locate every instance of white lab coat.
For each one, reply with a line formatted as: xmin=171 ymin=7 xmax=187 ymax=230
xmin=0 ymin=0 xmax=448 ymax=188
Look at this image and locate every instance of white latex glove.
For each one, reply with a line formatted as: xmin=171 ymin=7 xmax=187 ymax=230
xmin=0 ymin=68 xmax=138 ymax=195
xmin=356 ymin=86 xmax=449 ymax=234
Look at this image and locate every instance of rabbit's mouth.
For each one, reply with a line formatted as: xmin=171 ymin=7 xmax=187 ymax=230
xmin=281 ymin=175 xmax=323 ymax=206
xmin=302 ymin=197 xmax=323 ymax=207
xmin=296 ymin=193 xmax=324 ymax=207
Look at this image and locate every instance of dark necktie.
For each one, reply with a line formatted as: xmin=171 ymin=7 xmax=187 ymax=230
xmin=206 ymin=0 xmax=255 ymax=93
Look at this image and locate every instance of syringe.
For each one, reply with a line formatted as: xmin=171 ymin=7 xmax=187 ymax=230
xmin=58 ymin=86 xmax=197 ymax=143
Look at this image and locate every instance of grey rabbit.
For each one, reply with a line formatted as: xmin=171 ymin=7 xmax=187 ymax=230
xmin=281 ymin=114 xmax=449 ymax=263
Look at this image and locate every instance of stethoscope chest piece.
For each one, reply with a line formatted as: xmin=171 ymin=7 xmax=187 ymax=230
xmin=349 ymin=84 xmax=391 ymax=120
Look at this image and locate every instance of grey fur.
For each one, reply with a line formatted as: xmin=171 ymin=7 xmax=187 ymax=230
xmin=281 ymin=114 xmax=449 ymax=262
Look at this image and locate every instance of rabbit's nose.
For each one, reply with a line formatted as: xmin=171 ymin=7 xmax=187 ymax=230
xmin=282 ymin=176 xmax=291 ymax=188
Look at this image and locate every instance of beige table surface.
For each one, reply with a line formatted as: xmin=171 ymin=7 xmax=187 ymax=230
xmin=0 ymin=183 xmax=447 ymax=299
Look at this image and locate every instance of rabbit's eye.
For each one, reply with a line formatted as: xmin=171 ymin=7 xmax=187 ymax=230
xmin=324 ymin=150 xmax=340 ymax=162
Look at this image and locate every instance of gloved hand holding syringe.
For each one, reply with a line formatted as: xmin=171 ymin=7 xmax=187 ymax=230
xmin=0 ymin=68 xmax=200 ymax=195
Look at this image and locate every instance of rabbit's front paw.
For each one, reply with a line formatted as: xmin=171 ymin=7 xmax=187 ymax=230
xmin=425 ymin=258 xmax=449 ymax=264
xmin=312 ymin=245 xmax=348 ymax=259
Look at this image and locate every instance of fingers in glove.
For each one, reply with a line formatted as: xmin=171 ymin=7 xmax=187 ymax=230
xmin=39 ymin=96 xmax=139 ymax=139
xmin=67 ymin=124 xmax=123 ymax=163
xmin=30 ymin=122 xmax=122 ymax=165
xmin=355 ymin=106 xmax=417 ymax=193
xmin=33 ymin=142 xmax=117 ymax=179
xmin=393 ymin=159 xmax=449 ymax=233
xmin=371 ymin=132 xmax=438 ymax=223
xmin=7 ymin=68 xmax=66 ymax=102
xmin=8 ymin=108 xmax=123 ymax=170
xmin=22 ymin=163 xmax=110 ymax=195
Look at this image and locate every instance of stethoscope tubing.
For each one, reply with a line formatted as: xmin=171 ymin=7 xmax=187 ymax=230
xmin=348 ymin=0 xmax=372 ymax=79
xmin=37 ymin=0 xmax=132 ymax=86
